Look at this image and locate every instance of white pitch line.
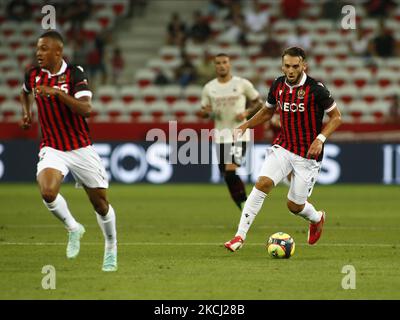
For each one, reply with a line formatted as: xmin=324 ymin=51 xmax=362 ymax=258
xmin=0 ymin=242 xmax=397 ymax=248
xmin=4 ymin=224 xmax=400 ymax=231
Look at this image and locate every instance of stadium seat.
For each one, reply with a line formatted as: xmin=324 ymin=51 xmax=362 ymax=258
xmin=183 ymin=85 xmax=202 ymax=104
xmin=134 ymin=69 xmax=155 ymax=88
xmin=376 ymin=70 xmax=399 ymax=87
xmin=369 ymin=101 xmax=390 ymax=123
xmin=162 ymin=85 xmax=183 ymax=105
xmin=0 ymin=21 xmax=19 ymax=37
xmin=170 ymin=100 xmax=195 ymax=119
xmin=360 ymin=86 xmax=382 ymax=104
xmin=147 ymin=101 xmax=170 ymax=121
xmin=97 ymin=85 xmax=119 ymax=104
xmin=125 ymin=101 xmax=149 ymax=121
xmin=381 ymin=85 xmax=399 ymax=102
xmin=120 ymin=85 xmax=140 ymax=104
xmin=159 ymin=46 xmax=181 ymax=61
xmin=4 ymin=71 xmax=21 ymax=88
xmin=351 ymin=69 xmax=371 ymax=88
xmin=140 ymin=85 xmax=161 ymax=104
xmin=347 ymin=100 xmax=366 ymax=123
xmin=0 ymin=101 xmax=21 ymax=121
xmin=330 ymin=69 xmax=349 ymax=87
xmin=333 ymin=86 xmax=358 ymax=104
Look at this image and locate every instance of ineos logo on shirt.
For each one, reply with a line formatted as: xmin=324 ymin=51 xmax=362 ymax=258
xmin=277 ymin=101 xmax=305 ymax=112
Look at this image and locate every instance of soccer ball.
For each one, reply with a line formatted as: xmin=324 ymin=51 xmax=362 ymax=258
xmin=266 ymin=232 xmax=295 ymax=259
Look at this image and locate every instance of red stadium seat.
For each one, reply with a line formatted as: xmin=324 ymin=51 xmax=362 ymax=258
xmin=97 ymin=86 xmax=118 ymax=104
xmin=140 ymin=86 xmax=161 ymax=104
xmin=183 ymin=85 xmax=202 ymax=104
xmin=162 ymin=85 xmax=182 ymax=105
xmin=120 ymin=86 xmax=139 ymax=104
xmin=134 ymin=69 xmax=155 ymax=88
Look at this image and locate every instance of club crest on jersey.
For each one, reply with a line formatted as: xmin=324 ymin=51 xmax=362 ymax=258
xmin=58 ymin=74 xmax=66 ymax=83
xmin=297 ymin=89 xmax=305 ymax=99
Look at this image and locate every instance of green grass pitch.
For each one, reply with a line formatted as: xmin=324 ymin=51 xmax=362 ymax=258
xmin=0 ymin=183 xmax=399 ymax=299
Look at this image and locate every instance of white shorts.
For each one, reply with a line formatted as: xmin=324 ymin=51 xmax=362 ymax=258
xmin=37 ymin=146 xmax=109 ymax=189
xmin=259 ymin=145 xmax=321 ymax=205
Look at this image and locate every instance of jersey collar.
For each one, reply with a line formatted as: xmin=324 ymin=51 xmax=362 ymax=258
xmin=41 ymin=59 xmax=67 ymax=77
xmin=284 ymin=72 xmax=307 ymax=89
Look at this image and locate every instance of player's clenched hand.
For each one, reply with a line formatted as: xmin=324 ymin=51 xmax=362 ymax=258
xmin=233 ymin=123 xmax=248 ymax=141
xmin=35 ymin=85 xmax=59 ymax=97
xmin=306 ymin=139 xmax=323 ymax=159
xmin=20 ymin=112 xmax=32 ymax=130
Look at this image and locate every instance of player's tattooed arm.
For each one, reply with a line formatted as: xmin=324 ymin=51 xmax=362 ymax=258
xmin=19 ymin=90 xmax=34 ymax=129
xmin=36 ymin=85 xmax=92 ymax=118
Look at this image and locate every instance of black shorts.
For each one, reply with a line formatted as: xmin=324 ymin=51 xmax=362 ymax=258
xmin=217 ymin=142 xmax=247 ymax=169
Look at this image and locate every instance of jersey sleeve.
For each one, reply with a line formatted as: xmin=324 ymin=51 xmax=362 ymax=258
xmin=314 ymin=81 xmax=336 ymax=112
xmin=22 ymin=68 xmax=34 ymax=93
xmin=242 ymin=78 xmax=260 ymax=101
xmin=201 ymin=84 xmax=211 ymax=107
xmin=265 ymin=78 xmax=278 ymax=109
xmin=71 ymin=65 xmax=92 ymax=99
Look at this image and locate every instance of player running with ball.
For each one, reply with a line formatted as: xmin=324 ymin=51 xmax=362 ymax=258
xmin=225 ymin=47 xmax=342 ymax=251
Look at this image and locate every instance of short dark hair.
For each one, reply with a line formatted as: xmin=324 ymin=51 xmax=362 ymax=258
xmin=282 ymin=47 xmax=306 ymax=61
xmin=215 ymin=53 xmax=230 ymax=59
xmin=39 ymin=30 xmax=64 ymax=44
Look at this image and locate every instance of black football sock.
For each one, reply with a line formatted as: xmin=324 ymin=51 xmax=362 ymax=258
xmin=224 ymin=171 xmax=247 ymax=211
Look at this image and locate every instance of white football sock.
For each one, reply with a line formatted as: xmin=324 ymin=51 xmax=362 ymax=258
xmin=236 ymin=187 xmax=267 ymax=240
xmin=43 ymin=194 xmax=79 ymax=232
xmin=296 ymin=201 xmax=321 ymax=223
xmin=96 ymin=205 xmax=117 ymax=250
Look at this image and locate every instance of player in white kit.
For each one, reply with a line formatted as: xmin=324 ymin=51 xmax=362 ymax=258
xmin=200 ymin=53 xmax=264 ymax=210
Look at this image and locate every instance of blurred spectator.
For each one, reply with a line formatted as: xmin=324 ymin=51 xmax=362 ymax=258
xmin=175 ymin=52 xmax=197 ymax=87
xmin=154 ymin=69 xmax=171 ymax=86
xmin=66 ymin=0 xmax=92 ymax=33
xmin=224 ymin=1 xmax=243 ymax=23
xmin=322 ymin=0 xmax=343 ymax=22
xmin=349 ymin=28 xmax=370 ymax=58
xmin=259 ymin=28 xmax=282 ymax=58
xmin=196 ymin=51 xmax=215 ymax=85
xmin=219 ymin=12 xmax=248 ymax=46
xmin=128 ymin=0 xmax=147 ymax=18
xmin=208 ymin=0 xmax=234 ymax=16
xmin=166 ymin=13 xmax=187 ymax=46
xmin=87 ymin=31 xmax=110 ymax=86
xmin=386 ymin=95 xmax=400 ymax=124
xmin=188 ymin=11 xmax=212 ymax=44
xmin=281 ymin=0 xmax=304 ymax=20
xmin=370 ymin=21 xmax=396 ymax=58
xmin=244 ymin=0 xmax=269 ymax=33
xmin=365 ymin=0 xmax=396 ymax=18
xmin=110 ymin=47 xmax=124 ymax=86
xmin=6 ymin=0 xmax=32 ymax=21
xmin=286 ymin=26 xmax=311 ymax=52
xmin=72 ymin=32 xmax=90 ymax=70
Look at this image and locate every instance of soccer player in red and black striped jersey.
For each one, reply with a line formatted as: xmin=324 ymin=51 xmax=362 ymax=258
xmin=20 ymin=31 xmax=117 ymax=271
xmin=225 ymin=47 xmax=342 ymax=252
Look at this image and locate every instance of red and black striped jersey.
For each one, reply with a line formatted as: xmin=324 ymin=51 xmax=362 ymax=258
xmin=23 ymin=60 xmax=93 ymax=151
xmin=266 ymin=72 xmax=336 ymax=162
